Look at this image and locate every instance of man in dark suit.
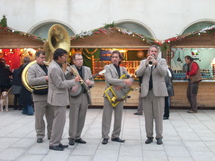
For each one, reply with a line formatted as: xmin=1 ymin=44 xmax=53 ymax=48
xmin=101 ymin=50 xmax=133 ymax=144
xmin=66 ymin=53 xmax=94 ymax=146
xmin=28 ymin=50 xmax=54 ymax=143
xmin=136 ymin=45 xmax=168 ymax=145
xmin=48 ymin=48 xmax=80 ymax=151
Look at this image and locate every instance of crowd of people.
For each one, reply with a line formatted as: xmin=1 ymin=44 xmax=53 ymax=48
xmin=0 ymin=45 xmax=201 ymax=151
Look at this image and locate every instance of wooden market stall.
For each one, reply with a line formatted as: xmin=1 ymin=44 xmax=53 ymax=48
xmin=163 ymin=25 xmax=215 ymax=108
xmin=70 ymin=26 xmax=162 ymax=107
xmin=0 ymin=26 xmax=45 ymax=105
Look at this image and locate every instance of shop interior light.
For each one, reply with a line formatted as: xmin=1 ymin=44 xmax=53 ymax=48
xmin=212 ymin=58 xmax=215 ymax=64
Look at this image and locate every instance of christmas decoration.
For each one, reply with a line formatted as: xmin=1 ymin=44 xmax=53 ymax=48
xmin=71 ymin=24 xmax=162 ymax=46
xmin=164 ymin=25 xmax=215 ymax=43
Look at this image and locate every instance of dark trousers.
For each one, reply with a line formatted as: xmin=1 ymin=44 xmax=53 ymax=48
xmin=164 ymin=97 xmax=170 ymax=118
xmin=14 ymin=94 xmax=20 ymax=109
xmin=187 ymin=82 xmax=199 ymax=111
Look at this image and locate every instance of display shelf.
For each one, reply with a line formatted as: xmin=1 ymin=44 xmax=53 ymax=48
xmin=92 ymin=59 xmax=140 ymax=79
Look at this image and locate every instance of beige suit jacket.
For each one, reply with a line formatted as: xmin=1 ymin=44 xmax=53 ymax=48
xmin=48 ymin=60 xmax=77 ymax=106
xmin=28 ymin=62 xmax=48 ymax=102
xmin=66 ymin=65 xmax=94 ymax=105
xmin=136 ymin=57 xmax=168 ymax=97
xmin=104 ymin=64 xmax=130 ymax=89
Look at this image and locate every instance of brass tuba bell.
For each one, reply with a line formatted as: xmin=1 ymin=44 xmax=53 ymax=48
xmin=22 ymin=24 xmax=71 ymax=92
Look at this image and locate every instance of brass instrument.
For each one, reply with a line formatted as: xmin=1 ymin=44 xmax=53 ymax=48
xmin=104 ymin=74 xmax=135 ymax=107
xmin=21 ymin=61 xmax=49 ymax=92
xmin=22 ymin=24 xmax=70 ymax=92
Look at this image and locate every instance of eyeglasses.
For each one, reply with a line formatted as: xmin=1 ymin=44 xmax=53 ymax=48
xmin=40 ymin=57 xmax=46 ymax=59
xmin=75 ymin=59 xmax=83 ymax=61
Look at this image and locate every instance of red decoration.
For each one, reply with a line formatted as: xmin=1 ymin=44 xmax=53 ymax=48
xmin=2 ymin=48 xmax=21 ymax=70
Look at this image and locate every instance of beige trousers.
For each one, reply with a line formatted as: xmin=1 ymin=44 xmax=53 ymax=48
xmin=102 ymin=98 xmax=123 ymax=139
xmin=34 ymin=101 xmax=54 ymax=139
xmin=68 ymin=93 xmax=88 ymax=140
xmin=49 ymin=106 xmax=67 ymax=146
xmin=142 ymin=90 xmax=164 ymax=139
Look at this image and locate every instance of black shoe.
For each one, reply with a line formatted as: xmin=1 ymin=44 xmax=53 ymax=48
xmin=69 ymin=139 xmax=75 ymax=145
xmin=59 ymin=144 xmax=68 ymax=148
xmin=156 ymin=138 xmax=163 ymax=145
xmin=75 ymin=138 xmax=86 ymax=144
xmin=48 ymin=137 xmax=50 ymax=140
xmin=102 ymin=138 xmax=108 ymax=144
xmin=145 ymin=138 xmax=153 ymax=144
xmin=134 ymin=112 xmax=143 ymax=115
xmin=37 ymin=138 xmax=43 ymax=143
xmin=49 ymin=145 xmax=64 ymax=151
xmin=163 ymin=117 xmax=169 ymax=120
xmin=111 ymin=137 xmax=125 ymax=143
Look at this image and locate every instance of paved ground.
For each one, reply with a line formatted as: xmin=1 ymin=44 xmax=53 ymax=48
xmin=1 ymin=108 xmax=215 ymax=161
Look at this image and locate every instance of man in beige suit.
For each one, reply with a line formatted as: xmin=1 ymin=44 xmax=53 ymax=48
xmin=101 ymin=50 xmax=133 ymax=144
xmin=28 ymin=50 xmax=54 ymax=143
xmin=136 ymin=45 xmax=168 ymax=145
xmin=48 ymin=48 xmax=80 ymax=151
xmin=66 ymin=53 xmax=94 ymax=146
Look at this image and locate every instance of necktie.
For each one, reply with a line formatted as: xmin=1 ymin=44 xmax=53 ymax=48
xmin=149 ymin=67 xmax=153 ymax=90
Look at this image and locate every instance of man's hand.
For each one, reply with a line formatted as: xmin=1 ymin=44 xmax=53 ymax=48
xmin=85 ymin=79 xmax=92 ymax=86
xmin=124 ymin=78 xmax=133 ymax=86
xmin=74 ymin=76 xmax=81 ymax=82
xmin=45 ymin=76 xmax=48 ymax=81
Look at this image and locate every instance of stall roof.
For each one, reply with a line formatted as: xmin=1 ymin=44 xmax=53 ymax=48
xmin=70 ymin=26 xmax=162 ymax=49
xmin=0 ymin=25 xmax=46 ymax=48
xmin=164 ymin=25 xmax=215 ymax=48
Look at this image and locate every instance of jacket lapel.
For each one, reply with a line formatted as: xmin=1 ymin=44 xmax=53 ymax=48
xmin=35 ymin=63 xmax=46 ymax=75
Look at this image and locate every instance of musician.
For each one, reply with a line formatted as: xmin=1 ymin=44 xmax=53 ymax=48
xmin=136 ymin=45 xmax=168 ymax=145
xmin=28 ymin=50 xmax=54 ymax=143
xmin=48 ymin=48 xmax=80 ymax=151
xmin=66 ymin=53 xmax=94 ymax=146
xmin=102 ymin=50 xmax=133 ymax=144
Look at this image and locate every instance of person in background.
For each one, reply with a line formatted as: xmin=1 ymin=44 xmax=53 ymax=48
xmin=66 ymin=53 xmax=94 ymax=146
xmin=0 ymin=58 xmax=12 ymax=93
xmin=28 ymin=50 xmax=54 ymax=143
xmin=48 ymin=48 xmax=80 ymax=151
xmin=184 ymin=55 xmax=202 ymax=113
xmin=134 ymin=76 xmax=143 ymax=115
xmin=101 ymin=50 xmax=133 ymax=145
xmin=163 ymin=67 xmax=174 ymax=120
xmin=19 ymin=57 xmax=34 ymax=115
xmin=136 ymin=45 xmax=168 ymax=145
xmin=11 ymin=65 xmax=22 ymax=110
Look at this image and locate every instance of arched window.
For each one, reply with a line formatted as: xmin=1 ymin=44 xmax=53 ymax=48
xmin=182 ymin=22 xmax=215 ymax=34
xmin=116 ymin=22 xmax=152 ymax=37
xmin=32 ymin=23 xmax=75 ymax=39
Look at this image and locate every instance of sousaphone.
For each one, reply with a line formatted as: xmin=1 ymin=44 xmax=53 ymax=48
xmin=22 ymin=24 xmax=70 ymax=92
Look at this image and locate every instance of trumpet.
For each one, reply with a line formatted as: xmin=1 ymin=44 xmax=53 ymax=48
xmin=43 ymin=61 xmax=49 ymax=66
xmin=148 ymin=58 xmax=155 ymax=67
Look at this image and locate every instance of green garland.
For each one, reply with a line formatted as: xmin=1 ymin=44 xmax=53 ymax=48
xmin=0 ymin=15 xmax=7 ymax=27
